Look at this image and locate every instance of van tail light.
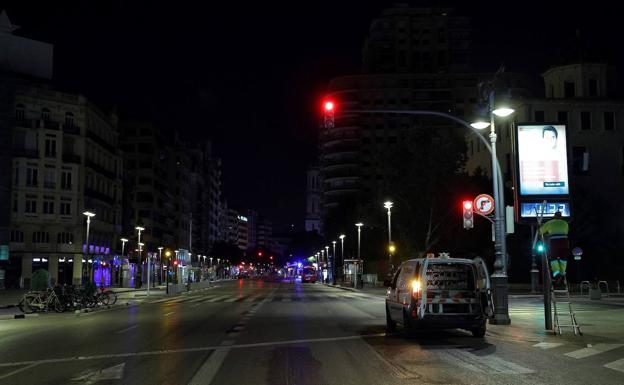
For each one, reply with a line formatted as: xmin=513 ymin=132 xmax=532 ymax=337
xmin=411 ymin=279 xmax=421 ymax=296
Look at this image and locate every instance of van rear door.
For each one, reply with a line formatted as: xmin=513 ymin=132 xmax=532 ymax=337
xmin=473 ymin=257 xmax=493 ymax=318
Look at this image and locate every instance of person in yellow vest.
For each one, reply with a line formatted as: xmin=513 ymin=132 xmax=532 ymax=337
xmin=539 ymin=211 xmax=569 ymax=283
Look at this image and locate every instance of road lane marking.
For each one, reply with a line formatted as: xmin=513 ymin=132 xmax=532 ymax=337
xmin=564 ymin=344 xmax=624 ymax=359
xmin=207 ymin=295 xmax=231 ymax=302
xmin=533 ymin=342 xmax=564 ymax=349
xmin=0 ymin=334 xmax=389 ymax=368
xmin=435 ymin=349 xmax=534 ymax=374
xmin=164 ymin=312 xmax=174 ymax=317
xmin=71 ymin=362 xmax=125 ymax=383
xmin=188 ymin=348 xmax=229 ymax=385
xmin=116 ymin=325 xmax=138 ymax=334
xmin=0 ymin=362 xmax=39 ymax=380
xmin=224 ymin=296 xmax=240 ymax=302
xmin=604 ymin=358 xmax=624 ymax=373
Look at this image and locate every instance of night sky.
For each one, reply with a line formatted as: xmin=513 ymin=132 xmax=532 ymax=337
xmin=4 ymin=1 xmax=622 ymax=230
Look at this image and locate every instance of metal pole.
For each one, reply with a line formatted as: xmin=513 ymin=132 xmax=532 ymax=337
xmin=332 ymin=241 xmax=336 ymax=285
xmin=84 ymin=216 xmax=90 ymax=285
xmin=530 ymin=225 xmax=540 ymax=293
xmin=120 ymin=240 xmax=126 ymax=287
xmin=543 ymin=249 xmax=553 ymax=330
xmin=387 ymin=206 xmax=392 ymax=274
xmin=488 ymin=92 xmax=511 ymax=325
xmin=356 ymin=224 xmax=362 ymax=290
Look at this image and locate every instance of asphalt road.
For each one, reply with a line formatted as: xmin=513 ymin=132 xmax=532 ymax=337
xmin=1 ymin=279 xmax=623 ymax=385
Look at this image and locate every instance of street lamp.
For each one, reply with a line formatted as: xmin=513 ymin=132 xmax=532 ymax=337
xmin=165 ymin=250 xmax=171 ymax=293
xmin=332 ymin=241 xmax=337 ymax=284
xmin=79 ymin=211 xmax=96 ymax=285
xmin=325 ymin=246 xmax=329 ymax=283
xmin=339 ymin=234 xmax=345 ymax=282
xmin=470 ymin=91 xmax=515 ymax=325
xmin=158 ymin=247 xmax=163 ymax=285
xmin=384 ymin=201 xmax=394 ymax=274
xmin=355 ymin=222 xmax=363 ymax=290
xmin=135 ymin=226 xmax=146 ymax=295
xmin=120 ymin=237 xmax=128 ymax=287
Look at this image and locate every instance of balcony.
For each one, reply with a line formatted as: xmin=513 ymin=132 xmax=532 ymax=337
xmin=87 ymin=131 xmax=116 ymax=153
xmin=323 ymin=168 xmax=360 ymax=180
xmin=62 ymin=153 xmax=82 ymax=164
xmin=86 ymin=159 xmax=116 ymax=180
xmin=37 ymin=120 xmax=60 ymax=130
xmin=322 ymin=140 xmax=360 ymax=154
xmin=12 ymin=147 xmax=39 ymax=159
xmin=63 ymin=123 xmax=81 ymax=135
xmin=85 ymin=188 xmax=114 ymax=205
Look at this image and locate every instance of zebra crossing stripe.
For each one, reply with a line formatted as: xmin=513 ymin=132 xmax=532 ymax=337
xmin=207 ymin=295 xmax=232 ymax=302
xmin=150 ymin=297 xmax=173 ymax=303
xmin=244 ymin=295 xmax=263 ymax=302
xmin=604 ymin=358 xmax=624 ymax=373
xmin=224 ymin=296 xmax=242 ymax=303
xmin=188 ymin=297 xmax=209 ymax=303
xmin=435 ymin=349 xmax=534 ymax=374
xmin=564 ymin=344 xmax=624 ymax=359
xmin=533 ymin=342 xmax=564 ymax=349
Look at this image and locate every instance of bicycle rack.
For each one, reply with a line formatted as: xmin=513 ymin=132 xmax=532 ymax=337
xmin=599 ymin=281 xmax=610 ymax=297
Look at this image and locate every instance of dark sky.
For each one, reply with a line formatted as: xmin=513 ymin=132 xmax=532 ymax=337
xmin=4 ymin=1 xmax=622 ymax=230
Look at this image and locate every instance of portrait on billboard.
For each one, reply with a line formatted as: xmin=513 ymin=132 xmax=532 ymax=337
xmin=516 ymin=124 xmax=569 ymax=196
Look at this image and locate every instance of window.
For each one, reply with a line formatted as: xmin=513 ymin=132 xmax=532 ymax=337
xmin=534 ymin=110 xmax=545 ymax=122
xmin=10 ymin=230 xmax=24 ymax=243
xmin=15 ymin=104 xmax=25 ymax=121
xmin=57 ymin=232 xmax=73 ymax=244
xmin=43 ymin=199 xmax=54 ymax=214
xmin=65 ymin=112 xmax=74 ymax=129
xmin=572 ymin=147 xmax=590 ymax=175
xmin=32 ymin=231 xmax=50 ymax=244
xmin=589 ymin=79 xmax=598 ymax=97
xmin=41 ymin=108 xmax=50 ymax=122
xmin=60 ymin=200 xmax=71 ymax=216
xmin=26 ymin=168 xmax=38 ymax=186
xmin=564 ymin=82 xmax=575 ymax=98
xmin=61 ymin=171 xmax=72 ymax=190
xmin=45 ymin=135 xmax=57 ymax=157
xmin=604 ymin=112 xmax=615 ymax=131
xmin=25 ymin=198 xmax=37 ymax=214
xmin=557 ymin=111 xmax=568 ymax=123
xmin=44 ymin=168 xmax=55 ymax=188
xmin=581 ymin=112 xmax=591 ymax=130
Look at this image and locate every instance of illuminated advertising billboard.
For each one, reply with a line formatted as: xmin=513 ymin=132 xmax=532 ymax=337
xmin=516 ymin=124 xmax=569 ymax=196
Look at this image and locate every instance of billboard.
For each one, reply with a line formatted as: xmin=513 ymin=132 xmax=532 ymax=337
xmin=516 ymin=124 xmax=569 ymax=196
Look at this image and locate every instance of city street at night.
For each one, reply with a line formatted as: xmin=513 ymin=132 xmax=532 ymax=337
xmin=1 ymin=279 xmax=624 ymax=384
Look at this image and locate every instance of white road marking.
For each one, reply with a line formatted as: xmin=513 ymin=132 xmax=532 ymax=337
xmin=244 ymin=295 xmax=262 ymax=302
xmin=188 ymin=348 xmax=230 ymax=385
xmin=604 ymin=358 xmax=624 ymax=373
xmin=188 ymin=296 xmax=209 ymax=303
xmin=435 ymin=349 xmax=534 ymax=374
xmin=71 ymin=362 xmax=125 ymax=384
xmin=164 ymin=312 xmax=174 ymax=317
xmin=0 ymin=362 xmax=39 ymax=380
xmin=116 ymin=325 xmax=138 ymax=334
xmin=533 ymin=342 xmax=564 ymax=349
xmin=564 ymin=344 xmax=624 ymax=359
xmin=224 ymin=296 xmax=240 ymax=302
xmin=207 ymin=295 xmax=231 ymax=302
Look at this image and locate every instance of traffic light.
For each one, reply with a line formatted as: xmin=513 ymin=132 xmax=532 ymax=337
xmin=257 ymin=251 xmax=263 ymax=257
xmin=173 ymin=260 xmax=179 ymax=266
xmin=536 ymin=242 xmax=545 ymax=253
xmin=463 ymin=200 xmax=474 ymax=229
xmin=323 ymin=99 xmax=335 ymax=128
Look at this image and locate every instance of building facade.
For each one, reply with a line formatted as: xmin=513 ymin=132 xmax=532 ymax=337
xmin=304 ymin=168 xmax=322 ymax=233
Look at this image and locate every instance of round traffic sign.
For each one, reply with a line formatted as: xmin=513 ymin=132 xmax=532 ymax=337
xmin=473 ymin=194 xmax=495 ymax=215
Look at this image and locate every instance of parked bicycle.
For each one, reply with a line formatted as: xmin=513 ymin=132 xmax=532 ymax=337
xmin=18 ymin=287 xmax=64 ymax=313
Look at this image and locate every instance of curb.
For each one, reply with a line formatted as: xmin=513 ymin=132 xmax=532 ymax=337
xmin=0 ymin=313 xmax=39 ymax=320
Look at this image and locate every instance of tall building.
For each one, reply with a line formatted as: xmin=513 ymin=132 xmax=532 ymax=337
xmin=226 ymin=208 xmax=248 ymax=251
xmin=305 ymin=167 xmax=322 ymax=233
xmin=363 ymin=4 xmax=471 ymax=74
xmin=1 ymin=12 xmax=122 ymax=287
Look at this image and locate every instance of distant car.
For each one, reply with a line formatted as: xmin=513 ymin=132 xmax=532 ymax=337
xmin=385 ymin=255 xmax=493 ymax=337
xmin=301 ymin=267 xmax=317 ymax=283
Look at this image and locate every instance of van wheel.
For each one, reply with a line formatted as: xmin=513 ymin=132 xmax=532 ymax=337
xmin=471 ymin=322 xmax=486 ymax=338
xmin=385 ymin=305 xmax=396 ymax=333
xmin=403 ymin=310 xmax=414 ymax=336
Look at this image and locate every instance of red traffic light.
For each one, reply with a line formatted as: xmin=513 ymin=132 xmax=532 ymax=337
xmin=173 ymin=260 xmax=178 ymax=266
xmin=324 ymin=101 xmax=334 ymax=111
xmin=463 ymin=201 xmax=473 ymax=210
xmin=258 ymin=251 xmax=263 ymax=257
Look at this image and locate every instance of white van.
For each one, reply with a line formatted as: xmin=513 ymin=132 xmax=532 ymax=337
xmin=385 ymin=254 xmax=493 ymax=337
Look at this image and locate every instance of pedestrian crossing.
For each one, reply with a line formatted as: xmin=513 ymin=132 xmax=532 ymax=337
xmin=148 ymin=292 xmax=382 ymax=305
xmin=532 ymin=341 xmax=624 ymax=374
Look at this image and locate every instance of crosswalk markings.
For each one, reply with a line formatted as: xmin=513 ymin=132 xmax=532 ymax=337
xmin=434 ymin=349 xmax=534 ymax=374
xmin=604 ymin=358 xmax=624 ymax=373
xmin=151 ymin=292 xmax=383 ymax=304
xmin=533 ymin=342 xmax=564 ymax=349
xmin=207 ymin=295 xmax=232 ymax=302
xmin=564 ymin=343 xmax=624 ymax=359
